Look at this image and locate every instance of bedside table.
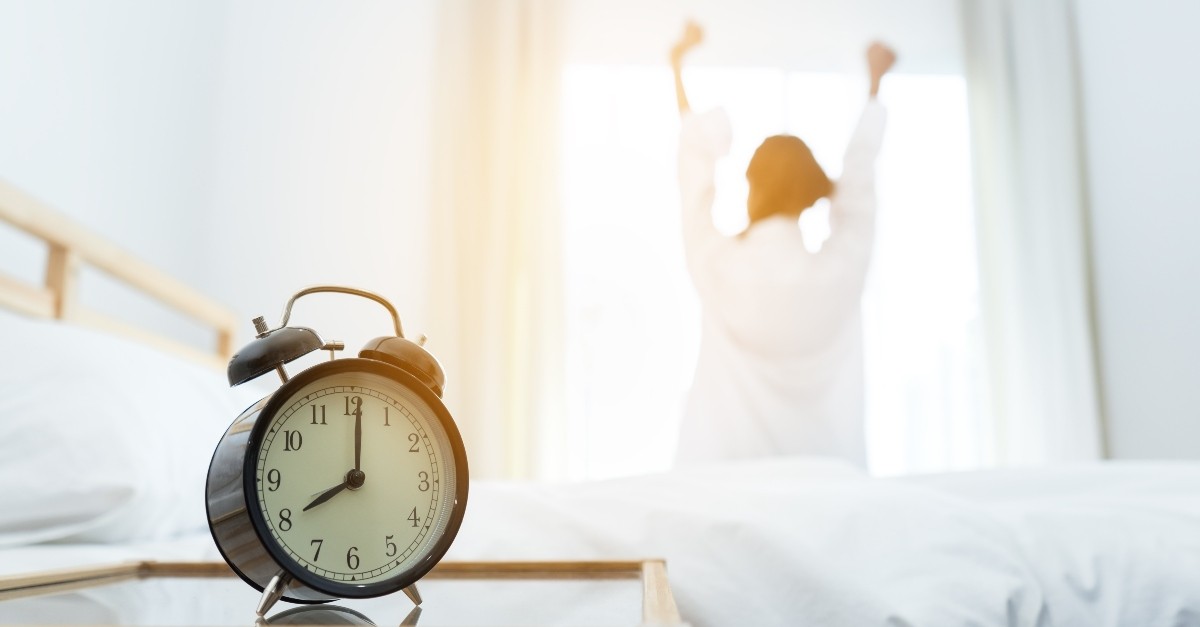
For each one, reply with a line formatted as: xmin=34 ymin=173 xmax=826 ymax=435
xmin=0 ymin=560 xmax=684 ymax=626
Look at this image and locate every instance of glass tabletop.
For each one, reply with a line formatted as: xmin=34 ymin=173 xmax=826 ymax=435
xmin=0 ymin=561 xmax=678 ymax=627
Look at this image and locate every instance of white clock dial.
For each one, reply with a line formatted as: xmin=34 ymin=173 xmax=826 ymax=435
xmin=254 ymin=371 xmax=459 ymax=586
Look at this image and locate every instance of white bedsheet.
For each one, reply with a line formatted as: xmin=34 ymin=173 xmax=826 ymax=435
xmin=1 ymin=459 xmax=1197 ymax=626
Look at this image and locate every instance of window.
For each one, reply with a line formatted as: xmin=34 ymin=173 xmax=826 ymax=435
xmin=561 ymin=65 xmax=983 ymax=479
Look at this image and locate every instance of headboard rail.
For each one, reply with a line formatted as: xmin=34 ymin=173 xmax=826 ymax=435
xmin=0 ymin=178 xmax=237 ymax=370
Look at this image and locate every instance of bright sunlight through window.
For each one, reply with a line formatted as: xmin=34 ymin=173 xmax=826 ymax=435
xmin=562 ymin=65 xmax=983 ymax=479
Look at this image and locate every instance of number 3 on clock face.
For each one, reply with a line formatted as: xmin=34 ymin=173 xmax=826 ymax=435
xmin=247 ymin=363 xmax=465 ymax=596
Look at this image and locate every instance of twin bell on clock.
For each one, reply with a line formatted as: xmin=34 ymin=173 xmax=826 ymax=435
xmin=205 ymin=286 xmax=469 ymax=616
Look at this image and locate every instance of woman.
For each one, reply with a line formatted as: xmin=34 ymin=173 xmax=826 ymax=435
xmin=671 ymin=21 xmax=896 ymax=466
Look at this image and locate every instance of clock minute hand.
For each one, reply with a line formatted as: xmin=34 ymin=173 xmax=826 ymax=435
xmin=354 ymin=403 xmax=362 ymax=472
xmin=303 ymin=480 xmax=348 ymax=512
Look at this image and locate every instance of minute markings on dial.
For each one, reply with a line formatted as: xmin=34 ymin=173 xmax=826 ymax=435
xmin=257 ymin=383 xmax=443 ymax=582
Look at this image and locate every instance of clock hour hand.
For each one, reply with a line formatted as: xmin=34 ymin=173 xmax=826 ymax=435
xmin=303 ymin=480 xmax=348 ymax=512
xmin=302 ymin=467 xmax=366 ymax=512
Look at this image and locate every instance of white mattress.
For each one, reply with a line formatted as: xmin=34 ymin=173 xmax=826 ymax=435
xmin=2 ymin=459 xmax=1198 ymax=626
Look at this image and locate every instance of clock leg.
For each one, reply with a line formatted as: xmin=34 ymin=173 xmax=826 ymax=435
xmin=256 ymin=571 xmax=293 ymax=617
xmin=403 ymin=582 xmax=422 ymax=606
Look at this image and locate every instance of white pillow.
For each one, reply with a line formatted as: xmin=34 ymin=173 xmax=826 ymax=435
xmin=0 ymin=309 xmax=269 ymax=547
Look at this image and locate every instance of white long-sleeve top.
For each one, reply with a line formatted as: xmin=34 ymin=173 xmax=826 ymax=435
xmin=674 ymin=101 xmax=887 ymax=467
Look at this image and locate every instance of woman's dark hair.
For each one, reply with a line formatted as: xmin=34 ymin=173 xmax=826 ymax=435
xmin=745 ymin=135 xmax=832 ymax=224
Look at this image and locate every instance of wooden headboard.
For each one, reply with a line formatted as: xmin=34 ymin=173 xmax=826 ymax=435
xmin=0 ymin=178 xmax=237 ymax=370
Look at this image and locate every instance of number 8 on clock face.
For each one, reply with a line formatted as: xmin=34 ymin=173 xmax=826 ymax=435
xmin=254 ymin=366 xmax=458 ymax=589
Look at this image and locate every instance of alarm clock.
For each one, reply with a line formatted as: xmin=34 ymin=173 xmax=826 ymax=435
xmin=206 ymin=286 xmax=468 ymax=616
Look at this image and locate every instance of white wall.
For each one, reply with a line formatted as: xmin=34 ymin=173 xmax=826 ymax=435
xmin=204 ymin=0 xmax=439 ymax=357
xmin=1073 ymin=0 xmax=1200 ymax=458
xmin=0 ymin=1 xmax=440 ymax=361
xmin=0 ymin=1 xmax=224 ymax=345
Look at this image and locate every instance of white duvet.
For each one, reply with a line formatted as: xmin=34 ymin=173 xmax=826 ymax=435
xmin=2 ymin=459 xmax=1198 ymax=626
xmin=448 ymin=459 xmax=1200 ymax=627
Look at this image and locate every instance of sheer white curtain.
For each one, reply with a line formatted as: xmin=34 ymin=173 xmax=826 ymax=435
xmin=428 ymin=0 xmax=566 ymax=479
xmin=962 ymin=0 xmax=1105 ymax=463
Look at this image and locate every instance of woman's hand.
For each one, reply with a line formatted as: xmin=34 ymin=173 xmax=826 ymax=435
xmin=671 ymin=20 xmax=704 ymax=116
xmin=867 ymin=41 xmax=897 ymax=97
xmin=671 ymin=20 xmax=704 ymax=68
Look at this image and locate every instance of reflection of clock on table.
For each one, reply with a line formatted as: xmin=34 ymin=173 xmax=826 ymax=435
xmin=206 ymin=286 xmax=468 ymax=616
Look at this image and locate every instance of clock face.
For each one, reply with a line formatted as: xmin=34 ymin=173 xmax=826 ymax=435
xmin=247 ymin=360 xmax=465 ymax=597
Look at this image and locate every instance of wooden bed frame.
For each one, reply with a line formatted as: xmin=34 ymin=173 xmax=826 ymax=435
xmin=0 ymin=178 xmax=237 ymax=370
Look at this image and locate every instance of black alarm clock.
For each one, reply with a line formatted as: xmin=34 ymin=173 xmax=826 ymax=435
xmin=206 ymin=286 xmax=468 ymax=616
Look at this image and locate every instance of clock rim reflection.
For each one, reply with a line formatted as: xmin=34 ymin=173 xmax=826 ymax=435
xmin=242 ymin=357 xmax=469 ymax=600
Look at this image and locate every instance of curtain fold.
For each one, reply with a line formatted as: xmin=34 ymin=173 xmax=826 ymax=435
xmin=428 ymin=0 xmax=566 ymax=479
xmin=962 ymin=0 xmax=1106 ymax=463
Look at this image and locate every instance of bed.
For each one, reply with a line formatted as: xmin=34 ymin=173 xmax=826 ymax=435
xmin=2 ymin=180 xmax=1199 ymax=627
